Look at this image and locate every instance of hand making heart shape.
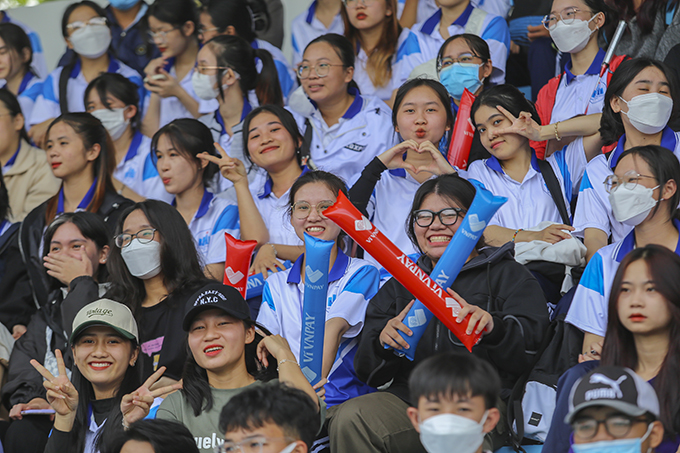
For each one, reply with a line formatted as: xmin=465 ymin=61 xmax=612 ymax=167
xmin=377 ymin=140 xmax=456 ymax=176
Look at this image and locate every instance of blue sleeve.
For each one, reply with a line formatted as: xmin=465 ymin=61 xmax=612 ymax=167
xmin=262 ymin=281 xmax=276 ymax=312
xmin=28 ymin=31 xmax=43 ymax=53
xmin=275 ymin=60 xmax=295 ymax=97
xmin=550 ymin=148 xmax=574 ymax=202
xmin=579 ymin=169 xmax=593 ymax=192
xmin=42 ymin=73 xmax=58 ymax=103
xmin=211 ymin=204 xmax=240 ymax=235
xmin=578 ymin=252 xmax=605 ymax=296
xmin=481 ymin=15 xmax=511 ymax=51
xmin=344 ymin=265 xmax=380 ymax=299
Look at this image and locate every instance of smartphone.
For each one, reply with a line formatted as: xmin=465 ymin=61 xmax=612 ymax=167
xmin=144 ymin=74 xmax=167 ymax=83
xmin=20 ymin=409 xmax=56 ymax=415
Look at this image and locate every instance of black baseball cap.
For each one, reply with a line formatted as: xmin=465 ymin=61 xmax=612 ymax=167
xmin=182 ymin=282 xmax=252 ymax=331
xmin=565 ymin=366 xmax=660 ymax=424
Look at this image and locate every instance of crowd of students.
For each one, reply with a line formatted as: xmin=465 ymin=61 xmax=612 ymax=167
xmin=0 ymin=0 xmax=678 ymax=452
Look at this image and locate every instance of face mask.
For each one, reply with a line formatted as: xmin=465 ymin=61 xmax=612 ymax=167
xmin=69 ymin=24 xmax=112 ymax=59
xmin=609 ymin=183 xmax=660 ymax=226
xmin=619 ymin=93 xmax=674 ymax=135
xmin=121 ymin=238 xmax=162 ymax=279
xmin=90 ymin=107 xmax=129 ymax=141
xmin=191 ymin=71 xmax=219 ymax=101
xmin=549 ymin=15 xmax=598 ymax=53
xmin=572 ymin=423 xmax=653 ymax=453
xmin=419 ymin=412 xmax=488 ymax=453
xmin=439 ymin=63 xmax=483 ymax=100
xmin=108 ymin=0 xmax=139 ymax=11
xmin=279 ymin=443 xmax=297 ymax=453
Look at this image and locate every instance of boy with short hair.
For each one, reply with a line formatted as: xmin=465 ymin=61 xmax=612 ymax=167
xmin=406 ymin=352 xmax=501 ymax=453
xmin=218 ymin=381 xmax=320 ymax=453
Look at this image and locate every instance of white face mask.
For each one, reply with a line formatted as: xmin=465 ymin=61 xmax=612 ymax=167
xmin=619 ymin=93 xmax=674 ymax=135
xmin=609 ymin=183 xmax=660 ymax=226
xmin=121 ymin=238 xmax=162 ymax=279
xmin=549 ymin=15 xmax=598 ymax=53
xmin=69 ymin=24 xmax=112 ymax=59
xmin=90 ymin=107 xmax=129 ymax=141
xmin=191 ymin=71 xmax=219 ymax=100
xmin=419 ymin=412 xmax=488 ymax=453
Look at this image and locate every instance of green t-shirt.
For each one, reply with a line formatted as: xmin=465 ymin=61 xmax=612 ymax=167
xmin=156 ymin=379 xmax=326 ymax=453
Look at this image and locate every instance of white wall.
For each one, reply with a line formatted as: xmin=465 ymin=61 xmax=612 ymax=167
xmin=6 ymin=0 xmax=308 ymax=73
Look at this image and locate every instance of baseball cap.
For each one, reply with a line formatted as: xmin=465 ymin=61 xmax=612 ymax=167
xmin=70 ymin=299 xmax=139 ymax=344
xmin=183 ymin=282 xmax=252 ymax=331
xmin=565 ymin=365 xmax=660 ymax=424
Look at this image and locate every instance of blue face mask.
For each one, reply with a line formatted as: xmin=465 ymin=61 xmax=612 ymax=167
xmin=439 ymin=63 xmax=483 ymax=100
xmin=572 ymin=424 xmax=653 ymax=453
xmin=109 ymin=0 xmax=139 ymax=11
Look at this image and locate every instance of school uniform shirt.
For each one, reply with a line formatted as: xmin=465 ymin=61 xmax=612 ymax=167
xmin=398 ymin=0 xmax=511 ymax=21
xmin=257 ymin=250 xmax=380 ymax=406
xmin=2 ymin=13 xmax=48 ymax=79
xmin=3 ymin=71 xmax=43 ymax=123
xmin=113 ymin=131 xmax=173 ymax=203
xmin=291 ymin=1 xmax=344 ymax=66
xmin=291 ymin=88 xmax=397 ymax=186
xmin=466 ymin=139 xmax=587 ymax=229
xmin=181 ymin=189 xmax=239 ymax=266
xmin=29 ymin=58 xmax=143 ymax=126
xmin=573 ymin=127 xmax=680 ymax=241
xmin=353 ymin=28 xmax=437 ymax=101
xmin=252 ymin=39 xmax=297 ymax=101
xmin=566 ymin=219 xmax=680 ymax=336
xmin=416 ymin=4 xmax=510 ymax=84
xmin=147 ymin=59 xmax=218 ymax=129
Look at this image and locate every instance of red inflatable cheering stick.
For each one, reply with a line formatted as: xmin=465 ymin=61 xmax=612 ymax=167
xmin=323 ymin=192 xmax=481 ymax=352
xmin=447 ymin=89 xmax=476 ymax=170
xmin=224 ymin=233 xmax=257 ymax=299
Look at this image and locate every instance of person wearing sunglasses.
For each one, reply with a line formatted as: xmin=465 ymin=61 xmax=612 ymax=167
xmin=256 ymin=170 xmax=380 ymax=407
xmin=328 ymin=173 xmax=548 ymax=453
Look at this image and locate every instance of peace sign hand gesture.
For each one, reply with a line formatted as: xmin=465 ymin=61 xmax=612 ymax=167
xmin=198 ymin=143 xmax=248 ymax=186
xmin=30 ymin=350 xmax=78 ymax=431
xmin=494 ymin=105 xmax=543 ymax=142
xmin=121 ymin=366 xmax=182 ymax=427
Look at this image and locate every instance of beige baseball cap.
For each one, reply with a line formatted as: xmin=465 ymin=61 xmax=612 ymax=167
xmin=70 ymin=299 xmax=139 ymax=344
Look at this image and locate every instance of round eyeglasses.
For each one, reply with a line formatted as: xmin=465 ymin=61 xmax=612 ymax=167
xmin=292 ymin=200 xmax=334 ymax=220
xmin=413 ymin=208 xmax=465 ymax=228
xmin=603 ymin=170 xmax=656 ymax=194
xmin=542 ymin=7 xmax=592 ymax=30
xmin=571 ymin=415 xmax=650 ymax=440
xmin=114 ymin=228 xmax=157 ymax=248
xmin=296 ymin=62 xmax=345 ymax=79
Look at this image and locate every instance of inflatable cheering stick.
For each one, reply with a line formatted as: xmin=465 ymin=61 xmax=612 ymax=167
xmin=447 ymin=89 xmax=476 ymax=170
xmin=245 ymin=261 xmax=293 ymax=299
xmin=224 ymin=233 xmax=257 ymax=299
xmin=299 ymin=233 xmax=333 ymax=386
xmin=395 ymin=185 xmax=506 ymax=359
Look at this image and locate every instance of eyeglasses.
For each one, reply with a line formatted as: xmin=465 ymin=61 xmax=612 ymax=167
xmin=437 ymin=53 xmax=482 ymax=72
xmin=413 ymin=208 xmax=466 ymax=228
xmin=542 ymin=7 xmax=592 ymax=30
xmin=148 ymin=26 xmax=180 ymax=42
xmin=603 ymin=170 xmax=656 ymax=193
xmin=296 ymin=62 xmax=345 ymax=79
xmin=195 ymin=64 xmax=230 ymax=75
xmin=198 ymin=25 xmax=219 ymax=35
xmin=114 ymin=228 xmax=157 ymax=248
xmin=292 ymin=200 xmax=334 ymax=220
xmin=342 ymin=0 xmax=378 ymax=7
xmin=66 ymin=16 xmax=107 ymax=33
xmin=216 ymin=437 xmax=294 ymax=453
xmin=571 ymin=415 xmax=650 ymax=440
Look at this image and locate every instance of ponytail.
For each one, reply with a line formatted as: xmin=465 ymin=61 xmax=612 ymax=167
xmin=253 ymin=48 xmax=283 ymax=106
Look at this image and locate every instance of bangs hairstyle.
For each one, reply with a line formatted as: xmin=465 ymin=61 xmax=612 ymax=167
xmin=148 ymin=0 xmax=197 ymax=33
xmin=205 ymin=35 xmax=282 ymax=106
xmin=602 ymin=244 xmax=680 ymax=437
xmin=105 ymin=200 xmax=209 ymax=314
xmin=409 ymin=352 xmax=501 ymax=409
xmin=0 ymin=23 xmax=33 ymax=72
xmin=44 ymin=113 xmax=117 ymax=224
xmin=392 ymin=78 xmax=454 ymax=134
xmin=613 ymin=145 xmax=680 ymax=220
xmin=437 ymin=33 xmax=492 ymax=88
xmin=182 ymin=321 xmax=277 ymax=417
xmin=600 ymin=58 xmax=680 ymax=145
xmin=407 ymin=174 xmax=486 ymax=253
xmin=84 ymin=73 xmax=141 ymax=132
xmin=305 ymin=34 xmax=360 ymax=93
xmin=202 ymin=0 xmax=257 ymax=43
xmin=218 ymin=383 xmax=320 ymax=448
xmin=42 ymin=212 xmax=109 ymax=289
xmin=61 ymin=0 xmax=108 ymax=38
xmin=288 ymin=170 xmax=348 ymax=211
xmin=242 ymin=105 xmax=303 ymax=168
xmin=151 ymin=118 xmax=219 ymax=187
xmin=0 ymin=88 xmax=30 ymax=143
xmin=471 ymin=84 xmax=540 ymax=128
xmin=341 ymin=0 xmax=401 ymax=88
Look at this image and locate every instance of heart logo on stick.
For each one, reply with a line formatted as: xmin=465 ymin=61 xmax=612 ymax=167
xmin=305 ymin=265 xmax=324 ymax=283
xmin=225 ymin=267 xmax=244 ymax=284
xmin=467 ymin=214 xmax=486 ymax=232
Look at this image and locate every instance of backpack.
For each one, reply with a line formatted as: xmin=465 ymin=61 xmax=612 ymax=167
xmin=506 ymin=313 xmax=584 ymax=449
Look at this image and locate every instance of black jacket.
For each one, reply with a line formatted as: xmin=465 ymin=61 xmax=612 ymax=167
xmin=2 ymin=276 xmax=102 ymax=409
xmin=17 ymin=191 xmax=133 ymax=314
xmin=354 ymin=243 xmax=550 ymax=404
xmin=0 ymin=224 xmax=33 ymax=331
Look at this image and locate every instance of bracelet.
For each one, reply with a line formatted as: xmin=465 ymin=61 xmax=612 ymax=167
xmin=511 ymin=229 xmax=523 ymax=242
xmin=122 ymin=418 xmax=130 ymax=430
xmin=554 ymin=122 xmax=562 ymax=141
xmin=269 ymin=243 xmax=278 ymax=258
xmin=277 ymin=359 xmax=298 ymax=372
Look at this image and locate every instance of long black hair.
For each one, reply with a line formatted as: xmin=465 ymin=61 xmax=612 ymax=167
xmin=0 ymin=88 xmax=30 ymax=144
xmin=0 ymin=170 xmax=9 ymax=223
xmin=106 ymin=200 xmax=209 ymax=314
xmin=147 ymin=0 xmax=198 ymax=36
xmin=0 ymin=23 xmax=33 ymax=77
xmin=201 ymin=0 xmax=257 ymax=43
